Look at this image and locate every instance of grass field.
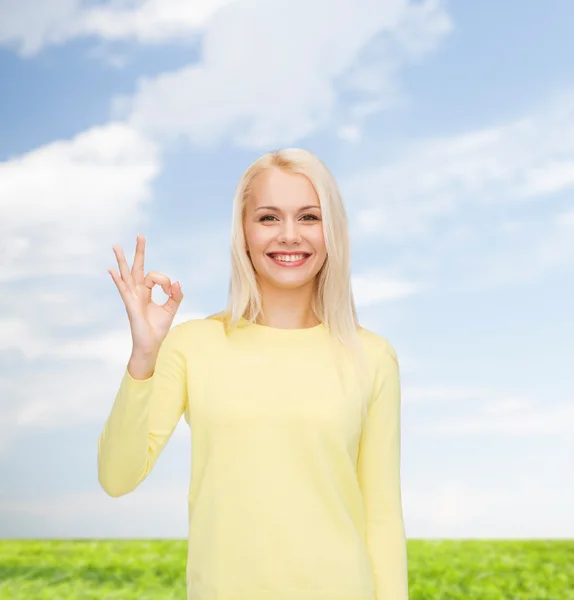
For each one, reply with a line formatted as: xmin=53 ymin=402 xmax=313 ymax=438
xmin=1 ymin=539 xmax=572 ymax=599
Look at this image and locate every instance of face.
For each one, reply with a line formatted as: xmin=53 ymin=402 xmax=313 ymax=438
xmin=243 ymin=167 xmax=327 ymax=291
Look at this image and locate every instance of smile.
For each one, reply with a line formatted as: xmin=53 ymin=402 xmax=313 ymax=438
xmin=266 ymin=253 xmax=311 ymax=267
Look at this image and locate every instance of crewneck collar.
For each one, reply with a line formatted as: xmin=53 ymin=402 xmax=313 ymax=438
xmin=238 ymin=316 xmax=325 ymax=337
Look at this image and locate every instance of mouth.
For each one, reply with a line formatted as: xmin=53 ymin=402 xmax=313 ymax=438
xmin=266 ymin=252 xmax=311 ymax=267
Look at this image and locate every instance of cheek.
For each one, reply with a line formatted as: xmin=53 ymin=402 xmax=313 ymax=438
xmin=244 ymin=225 xmax=269 ymax=251
xmin=311 ymin=228 xmax=327 ymax=254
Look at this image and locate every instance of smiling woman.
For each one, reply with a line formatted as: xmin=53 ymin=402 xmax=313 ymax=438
xmin=241 ymin=166 xmax=328 ymax=313
xmin=98 ymin=148 xmax=408 ymax=600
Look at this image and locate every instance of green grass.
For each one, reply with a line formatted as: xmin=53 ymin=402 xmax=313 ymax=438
xmin=407 ymin=539 xmax=573 ymax=600
xmin=1 ymin=539 xmax=572 ymax=599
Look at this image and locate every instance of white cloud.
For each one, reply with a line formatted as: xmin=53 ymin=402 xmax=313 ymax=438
xmin=53 ymin=309 xmax=207 ymax=366
xmin=535 ymin=207 xmax=574 ymax=269
xmin=0 ymin=0 xmax=79 ymax=56
xmin=405 ymin=385 xmax=495 ymax=405
xmin=0 ymin=309 xmax=207 ymax=454
xmin=72 ymin=0 xmax=235 ymax=44
xmin=415 ymin=482 xmax=500 ymax=531
xmin=352 ymin=271 xmax=421 ymax=307
xmin=0 ymin=0 xmax=235 ymax=56
xmin=520 ymin=160 xmax=574 ymax=197
xmin=344 ymin=89 xmax=574 ymax=243
xmin=0 ymin=122 xmax=160 ymax=283
xmin=402 ymin=384 xmax=574 ymax=437
xmin=338 ymin=124 xmax=363 ymax=144
xmin=338 ymin=89 xmax=574 ymax=292
xmin=0 ymin=122 xmax=183 ymax=452
xmin=460 ymin=205 xmax=574 ymax=289
xmin=0 ymin=310 xmax=206 ymax=367
xmin=0 ymin=484 xmax=190 ymax=538
xmin=412 ymin=398 xmax=574 ymax=436
xmin=3 ymin=461 xmax=571 ymax=539
xmin=116 ymin=0 xmax=451 ymax=148
xmin=481 ymin=396 xmax=534 ymax=415
xmin=0 ymin=0 xmax=452 ymax=148
xmin=405 ymin=478 xmax=574 ymax=538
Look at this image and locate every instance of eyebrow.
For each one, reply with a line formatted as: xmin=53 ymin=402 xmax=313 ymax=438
xmin=254 ymin=205 xmax=321 ymax=212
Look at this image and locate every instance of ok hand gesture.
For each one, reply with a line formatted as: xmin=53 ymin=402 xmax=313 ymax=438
xmin=108 ymin=234 xmax=183 ymax=356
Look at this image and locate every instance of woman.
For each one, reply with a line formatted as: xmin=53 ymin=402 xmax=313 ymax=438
xmin=99 ymin=148 xmax=409 ymax=600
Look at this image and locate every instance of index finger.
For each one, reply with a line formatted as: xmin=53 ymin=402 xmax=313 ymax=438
xmin=131 ymin=233 xmax=146 ymax=284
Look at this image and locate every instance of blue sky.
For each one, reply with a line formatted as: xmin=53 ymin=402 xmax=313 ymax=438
xmin=1 ymin=0 xmax=572 ymax=539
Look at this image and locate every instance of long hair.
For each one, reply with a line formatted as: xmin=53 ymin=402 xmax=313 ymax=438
xmin=208 ymin=148 xmax=372 ymax=422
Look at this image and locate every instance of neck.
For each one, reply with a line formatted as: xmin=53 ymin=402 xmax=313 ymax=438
xmin=256 ymin=279 xmax=320 ymax=329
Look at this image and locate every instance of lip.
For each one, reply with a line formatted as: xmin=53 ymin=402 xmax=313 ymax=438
xmin=266 ymin=252 xmax=311 ymax=268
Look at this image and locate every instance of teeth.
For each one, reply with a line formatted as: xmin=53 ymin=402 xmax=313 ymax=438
xmin=270 ymin=254 xmax=308 ymax=262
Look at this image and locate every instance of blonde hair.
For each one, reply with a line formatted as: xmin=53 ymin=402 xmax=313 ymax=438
xmin=208 ymin=148 xmax=372 ymax=421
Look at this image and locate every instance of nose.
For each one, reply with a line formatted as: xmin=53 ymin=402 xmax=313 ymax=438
xmin=276 ymin=218 xmax=302 ymax=244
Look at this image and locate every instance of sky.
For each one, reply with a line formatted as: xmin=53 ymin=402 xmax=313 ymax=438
xmin=1 ymin=0 xmax=573 ymax=540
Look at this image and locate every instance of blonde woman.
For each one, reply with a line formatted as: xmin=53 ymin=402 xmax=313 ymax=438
xmin=99 ymin=149 xmax=409 ymax=600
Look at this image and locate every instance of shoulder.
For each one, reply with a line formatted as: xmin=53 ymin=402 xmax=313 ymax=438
xmin=165 ymin=313 xmax=227 ymax=346
xmin=356 ymin=324 xmax=399 ymax=364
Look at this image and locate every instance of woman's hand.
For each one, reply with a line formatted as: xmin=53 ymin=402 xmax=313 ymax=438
xmin=108 ymin=234 xmax=183 ymax=357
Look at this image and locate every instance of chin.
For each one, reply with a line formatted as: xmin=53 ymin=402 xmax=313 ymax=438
xmin=269 ymin=278 xmax=314 ymax=290
xmin=257 ymin=271 xmax=317 ymax=291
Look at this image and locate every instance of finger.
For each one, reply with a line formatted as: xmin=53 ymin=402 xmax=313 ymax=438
xmin=132 ymin=233 xmax=146 ymax=285
xmin=170 ymin=281 xmax=183 ymax=300
xmin=108 ymin=267 xmax=129 ymax=300
xmin=162 ymin=281 xmax=184 ymax=311
xmin=144 ymin=270 xmax=172 ymax=296
xmin=113 ymin=245 xmax=136 ymax=293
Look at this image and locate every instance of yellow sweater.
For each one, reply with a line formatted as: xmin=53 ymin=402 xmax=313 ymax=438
xmin=98 ymin=315 xmax=408 ymax=600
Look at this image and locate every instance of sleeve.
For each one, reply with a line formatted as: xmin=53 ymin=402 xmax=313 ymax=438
xmin=357 ymin=341 xmax=409 ymax=600
xmin=97 ymin=323 xmax=188 ymax=497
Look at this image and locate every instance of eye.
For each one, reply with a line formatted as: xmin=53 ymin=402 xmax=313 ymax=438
xmin=258 ymin=214 xmax=319 ymax=222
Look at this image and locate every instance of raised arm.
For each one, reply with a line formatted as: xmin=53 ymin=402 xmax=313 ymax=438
xmin=97 ymin=323 xmax=188 ymax=497
xmin=357 ymin=341 xmax=409 ymax=600
xmin=98 ymin=234 xmax=187 ymax=497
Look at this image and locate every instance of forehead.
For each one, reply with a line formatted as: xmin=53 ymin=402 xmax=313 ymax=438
xmin=249 ymin=168 xmax=319 ymax=208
